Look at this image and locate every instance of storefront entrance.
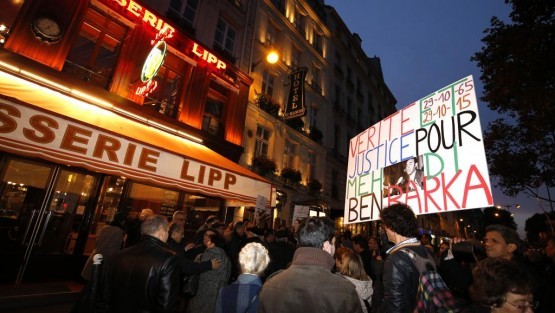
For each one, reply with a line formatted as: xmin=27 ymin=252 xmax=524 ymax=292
xmin=0 ymin=156 xmax=99 ymax=284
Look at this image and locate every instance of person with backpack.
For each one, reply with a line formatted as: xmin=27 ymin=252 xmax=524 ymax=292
xmin=380 ymin=203 xmax=458 ymax=313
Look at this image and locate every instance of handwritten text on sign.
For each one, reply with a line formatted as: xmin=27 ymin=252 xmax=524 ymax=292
xmin=344 ymin=76 xmax=493 ymax=224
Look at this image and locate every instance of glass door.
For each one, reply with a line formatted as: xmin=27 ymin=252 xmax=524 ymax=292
xmin=18 ymin=169 xmax=97 ymax=283
xmin=0 ymin=156 xmax=99 ymax=283
xmin=0 ymin=158 xmax=55 ymax=283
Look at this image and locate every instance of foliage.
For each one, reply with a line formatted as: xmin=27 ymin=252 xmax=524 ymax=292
xmin=472 ymin=0 xmax=555 ymax=201
xmin=252 ymin=155 xmax=276 ymax=176
xmin=280 ymin=167 xmax=302 ymax=185
xmin=309 ymin=126 xmax=323 ymax=143
xmin=525 ymin=212 xmax=555 ymax=243
xmin=254 ymin=92 xmax=281 ymax=117
xmin=307 ymin=178 xmax=322 ymax=195
xmin=482 ymin=207 xmax=517 ymax=230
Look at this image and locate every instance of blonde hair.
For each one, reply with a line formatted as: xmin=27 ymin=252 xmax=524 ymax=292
xmin=340 ymin=251 xmax=370 ymax=281
xmin=334 ymin=246 xmax=353 ymax=270
xmin=239 ymin=242 xmax=270 ymax=276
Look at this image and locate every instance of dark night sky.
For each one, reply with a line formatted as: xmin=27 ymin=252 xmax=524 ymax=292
xmin=326 ymin=0 xmax=551 ymax=237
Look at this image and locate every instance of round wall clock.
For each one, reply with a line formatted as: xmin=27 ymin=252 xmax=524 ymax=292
xmin=31 ymin=16 xmax=64 ymax=44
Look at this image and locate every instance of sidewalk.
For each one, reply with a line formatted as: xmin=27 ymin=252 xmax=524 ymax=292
xmin=0 ymin=281 xmax=83 ymax=312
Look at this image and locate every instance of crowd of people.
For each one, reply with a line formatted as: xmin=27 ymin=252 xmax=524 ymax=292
xmin=72 ymin=205 xmax=555 ymax=313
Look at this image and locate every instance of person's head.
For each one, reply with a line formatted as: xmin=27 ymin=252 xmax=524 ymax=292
xmin=233 ymin=221 xmax=246 ymax=237
xmin=172 ymin=211 xmax=186 ymax=225
xmin=139 ymin=208 xmax=154 ymax=221
xmin=293 ymin=219 xmax=301 ymax=232
xmin=213 ymin=222 xmax=226 ymax=235
xmin=110 ymin=212 xmax=126 ymax=228
xmin=380 ymin=203 xmax=418 ymax=241
xmin=368 ymin=237 xmax=380 ymax=252
xmin=470 ymin=257 xmax=535 ymax=312
xmin=264 ymin=229 xmax=276 ymax=244
xmin=404 ymin=157 xmax=418 ymax=175
xmin=484 ymin=225 xmax=521 ymax=260
xmin=169 ymin=222 xmax=184 ymax=243
xmin=352 ymin=235 xmax=368 ymax=253
xmin=334 ymin=246 xmax=353 ymax=271
xmin=545 ymin=237 xmax=555 ymax=261
xmin=141 ymin=215 xmax=169 ymax=242
xmin=340 ymin=250 xmax=370 ymax=281
xmin=298 ymin=217 xmax=329 ymax=248
xmin=203 ymin=229 xmax=225 ymax=248
xmin=205 ymin=215 xmax=220 ymax=227
xmin=421 ymin=233 xmax=432 ymax=245
xmin=239 ymin=242 xmax=270 ymax=276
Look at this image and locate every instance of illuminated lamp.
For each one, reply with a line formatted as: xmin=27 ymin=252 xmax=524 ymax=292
xmin=141 ymin=40 xmax=167 ymax=82
xmin=251 ymin=50 xmax=279 ymax=72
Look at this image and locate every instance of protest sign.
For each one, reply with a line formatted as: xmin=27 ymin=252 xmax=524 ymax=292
xmin=344 ymin=75 xmax=493 ymax=224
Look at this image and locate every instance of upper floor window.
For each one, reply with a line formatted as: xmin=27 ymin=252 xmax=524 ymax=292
xmin=168 ymin=0 xmax=198 ymax=25
xmin=202 ymin=97 xmax=224 ymax=137
xmin=182 ymin=0 xmax=199 ymax=25
xmin=291 ymin=46 xmax=301 ymax=70
xmin=214 ymin=18 xmax=236 ymax=55
xmin=266 ymin=23 xmax=279 ymax=47
xmin=295 ymin=13 xmax=306 ymax=36
xmin=310 ymin=105 xmax=318 ymax=128
xmin=308 ymin=151 xmax=316 ymax=180
xmin=262 ymin=70 xmax=275 ymax=96
xmin=334 ymin=124 xmax=341 ymax=152
xmin=141 ymin=51 xmax=190 ymax=118
xmin=202 ymin=81 xmax=230 ymax=137
xmin=63 ymin=8 xmax=128 ymax=89
xmin=283 ymin=140 xmax=297 ymax=169
xmin=313 ymin=33 xmax=323 ymax=55
xmin=255 ymin=125 xmax=271 ymax=157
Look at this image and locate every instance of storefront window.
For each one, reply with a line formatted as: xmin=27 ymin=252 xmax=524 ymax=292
xmin=92 ymin=176 xmax=125 ymax=231
xmin=63 ymin=8 xmax=128 ymax=89
xmin=0 ymin=159 xmax=51 ymax=221
xmin=127 ymin=182 xmax=180 ymax=219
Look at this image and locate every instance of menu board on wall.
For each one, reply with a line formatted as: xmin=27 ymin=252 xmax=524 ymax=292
xmin=344 ymin=75 xmax=493 ymax=224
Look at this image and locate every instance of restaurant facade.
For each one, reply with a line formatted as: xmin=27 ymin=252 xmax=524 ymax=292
xmin=0 ymin=0 xmax=272 ymax=283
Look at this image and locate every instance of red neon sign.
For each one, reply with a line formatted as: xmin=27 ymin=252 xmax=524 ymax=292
xmin=191 ymin=43 xmax=227 ymax=71
xmin=135 ymin=79 xmax=158 ymax=97
xmin=109 ymin=0 xmax=175 ymax=40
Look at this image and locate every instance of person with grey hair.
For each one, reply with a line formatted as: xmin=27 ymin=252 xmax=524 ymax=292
xmin=258 ymin=217 xmax=363 ymax=313
xmin=98 ymin=215 xmax=179 ymax=313
xmin=215 ymin=242 xmax=270 ymax=313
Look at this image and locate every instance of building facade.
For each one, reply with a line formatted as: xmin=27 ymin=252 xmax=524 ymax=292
xmin=238 ymin=0 xmax=396 ymax=229
xmin=0 ymin=0 xmax=272 ymax=283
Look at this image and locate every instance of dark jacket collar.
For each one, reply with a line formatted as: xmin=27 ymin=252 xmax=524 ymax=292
xmin=291 ymin=247 xmax=335 ymax=270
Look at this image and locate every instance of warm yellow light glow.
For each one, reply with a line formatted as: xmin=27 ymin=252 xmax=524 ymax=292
xmin=266 ymin=51 xmax=279 ymax=64
xmin=0 ymin=63 xmax=204 ymax=146
xmin=71 ymin=89 xmax=113 ymax=109
xmin=21 ymin=70 xmax=71 ymax=92
xmin=0 ymin=60 xmax=20 ymax=72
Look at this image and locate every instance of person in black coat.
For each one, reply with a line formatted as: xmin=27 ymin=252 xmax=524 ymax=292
xmin=167 ymin=222 xmax=221 ymax=275
xmin=98 ymin=215 xmax=179 ymax=313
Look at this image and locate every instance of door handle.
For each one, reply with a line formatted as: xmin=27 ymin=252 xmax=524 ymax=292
xmin=21 ymin=210 xmax=38 ymax=246
xmin=37 ymin=211 xmax=52 ymax=247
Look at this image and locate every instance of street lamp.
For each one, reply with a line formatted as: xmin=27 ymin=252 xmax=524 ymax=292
xmin=251 ymin=50 xmax=279 ymax=72
xmin=495 ymin=203 xmax=520 ymax=217
xmin=495 ymin=204 xmax=520 ymax=210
